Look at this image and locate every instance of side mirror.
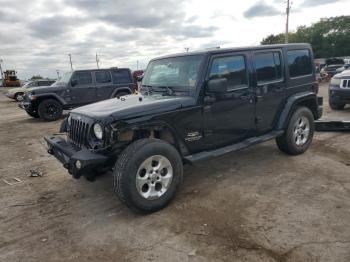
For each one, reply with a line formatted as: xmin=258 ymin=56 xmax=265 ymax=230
xmin=136 ymin=74 xmax=144 ymax=82
xmin=71 ymin=79 xmax=78 ymax=87
xmin=207 ymin=78 xmax=227 ymax=93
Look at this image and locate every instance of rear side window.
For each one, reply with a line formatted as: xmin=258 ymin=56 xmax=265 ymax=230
xmin=209 ymin=55 xmax=248 ymax=91
xmin=73 ymin=72 xmax=92 ymax=85
xmin=254 ymin=52 xmax=283 ymax=83
xmin=95 ymin=71 xmax=111 ymax=83
xmin=112 ymin=70 xmax=131 ymax=84
xmin=287 ymin=49 xmax=312 ymax=77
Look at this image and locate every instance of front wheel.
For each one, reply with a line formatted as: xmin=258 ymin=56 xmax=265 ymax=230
xmin=276 ymin=106 xmax=314 ymax=155
xmin=38 ymin=99 xmax=63 ymax=121
xmin=113 ymin=138 xmax=183 ymax=212
xmin=329 ymin=101 xmax=345 ymax=110
xmin=25 ymin=108 xmax=40 ymax=118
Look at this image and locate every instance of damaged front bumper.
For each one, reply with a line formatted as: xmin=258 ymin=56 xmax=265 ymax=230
xmin=44 ymin=135 xmax=108 ymax=179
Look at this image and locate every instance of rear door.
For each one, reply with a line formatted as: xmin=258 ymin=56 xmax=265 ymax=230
xmin=111 ymin=69 xmax=134 ymax=94
xmin=94 ymin=70 xmax=114 ymax=101
xmin=253 ymin=49 xmax=285 ymax=133
xmin=70 ymin=71 xmax=96 ymax=105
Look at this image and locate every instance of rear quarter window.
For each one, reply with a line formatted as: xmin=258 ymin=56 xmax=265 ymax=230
xmin=287 ymin=49 xmax=313 ymax=78
xmin=112 ymin=70 xmax=131 ymax=84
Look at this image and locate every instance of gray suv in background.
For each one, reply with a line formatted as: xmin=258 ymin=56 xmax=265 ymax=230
xmin=19 ymin=68 xmax=136 ymax=121
xmin=329 ymin=70 xmax=350 ymax=110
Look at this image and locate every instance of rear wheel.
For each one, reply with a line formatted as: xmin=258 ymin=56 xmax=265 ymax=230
xmin=113 ymin=138 xmax=183 ymax=212
xmin=38 ymin=99 xmax=63 ymax=121
xmin=14 ymin=92 xmax=24 ymax=102
xmin=276 ymin=106 xmax=314 ymax=155
xmin=114 ymin=91 xmax=130 ymax=98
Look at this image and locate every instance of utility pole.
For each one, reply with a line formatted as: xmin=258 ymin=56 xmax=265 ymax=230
xmin=0 ymin=59 xmax=4 ymax=85
xmin=95 ymin=53 xmax=100 ymax=69
xmin=56 ymin=70 xmax=60 ymax=79
xmin=285 ymin=0 xmax=291 ymax=43
xmin=68 ymin=54 xmax=73 ymax=71
xmin=136 ymin=60 xmax=139 ymax=70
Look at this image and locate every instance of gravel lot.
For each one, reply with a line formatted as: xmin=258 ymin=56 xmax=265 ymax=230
xmin=0 ymin=82 xmax=350 ymax=262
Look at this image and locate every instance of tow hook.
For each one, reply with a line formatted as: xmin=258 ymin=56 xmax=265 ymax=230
xmin=47 ymin=148 xmax=53 ymax=154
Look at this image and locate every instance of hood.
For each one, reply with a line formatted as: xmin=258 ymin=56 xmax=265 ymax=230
xmin=71 ymin=94 xmax=196 ymax=122
xmin=7 ymin=87 xmax=25 ymax=94
xmin=26 ymin=85 xmax=65 ymax=94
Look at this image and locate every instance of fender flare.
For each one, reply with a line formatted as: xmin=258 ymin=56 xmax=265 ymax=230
xmin=277 ymin=91 xmax=318 ymax=130
xmin=116 ymin=120 xmax=190 ymax=156
xmin=110 ymin=87 xmax=133 ymax=98
xmin=34 ymin=93 xmax=67 ymax=106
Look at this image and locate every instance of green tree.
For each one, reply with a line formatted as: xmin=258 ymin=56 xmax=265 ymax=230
xmin=30 ymin=75 xmax=43 ymax=80
xmin=261 ymin=16 xmax=350 ymax=58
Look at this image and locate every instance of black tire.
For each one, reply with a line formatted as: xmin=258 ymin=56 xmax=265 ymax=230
xmin=329 ymin=101 xmax=345 ymax=110
xmin=25 ymin=108 xmax=40 ymax=118
xmin=38 ymin=99 xmax=63 ymax=121
xmin=114 ymin=91 xmax=130 ymax=98
xmin=14 ymin=92 xmax=24 ymax=102
xmin=113 ymin=138 xmax=183 ymax=213
xmin=276 ymin=106 xmax=314 ymax=155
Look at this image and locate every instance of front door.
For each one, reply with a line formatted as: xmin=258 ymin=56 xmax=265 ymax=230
xmin=202 ymin=52 xmax=256 ymax=149
xmin=253 ymin=50 xmax=286 ymax=133
xmin=70 ymin=71 xmax=96 ymax=106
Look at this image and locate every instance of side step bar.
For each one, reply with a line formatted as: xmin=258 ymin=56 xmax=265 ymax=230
xmin=184 ymin=130 xmax=284 ymax=163
xmin=315 ymin=120 xmax=350 ymax=132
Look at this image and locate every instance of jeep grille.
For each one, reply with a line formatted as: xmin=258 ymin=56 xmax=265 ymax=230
xmin=341 ymin=79 xmax=350 ymax=89
xmin=68 ymin=119 xmax=90 ymax=148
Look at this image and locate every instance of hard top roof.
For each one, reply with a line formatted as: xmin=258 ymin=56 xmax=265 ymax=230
xmin=152 ymin=43 xmax=311 ymax=60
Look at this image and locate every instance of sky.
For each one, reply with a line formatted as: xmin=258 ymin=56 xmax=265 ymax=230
xmin=0 ymin=0 xmax=349 ymax=79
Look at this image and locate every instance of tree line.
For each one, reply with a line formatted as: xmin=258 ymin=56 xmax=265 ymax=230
xmin=261 ymin=16 xmax=350 ymax=59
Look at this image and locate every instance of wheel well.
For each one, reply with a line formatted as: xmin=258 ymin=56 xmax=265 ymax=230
xmin=33 ymin=96 xmax=62 ymax=109
xmin=117 ymin=126 xmax=186 ymax=155
xmin=295 ymin=98 xmax=318 ymax=119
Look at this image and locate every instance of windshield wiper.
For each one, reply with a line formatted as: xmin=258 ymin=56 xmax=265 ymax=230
xmin=154 ymin=86 xmax=175 ymax=96
xmin=140 ymin=85 xmax=154 ymax=95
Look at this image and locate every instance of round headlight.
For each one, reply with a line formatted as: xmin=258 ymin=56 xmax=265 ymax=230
xmin=93 ymin=123 xmax=103 ymax=140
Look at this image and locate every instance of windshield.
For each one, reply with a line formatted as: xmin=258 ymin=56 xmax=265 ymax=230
xmin=142 ymin=55 xmax=204 ymax=91
xmin=52 ymin=72 xmax=72 ymax=86
xmin=23 ymin=81 xmax=37 ymax=88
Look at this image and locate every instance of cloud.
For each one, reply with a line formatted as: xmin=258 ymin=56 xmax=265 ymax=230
xmin=244 ymin=1 xmax=283 ymax=18
xmin=301 ymin=0 xmax=343 ymax=7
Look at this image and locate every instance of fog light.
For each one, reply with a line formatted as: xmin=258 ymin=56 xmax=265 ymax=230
xmin=75 ymin=160 xmax=82 ymax=169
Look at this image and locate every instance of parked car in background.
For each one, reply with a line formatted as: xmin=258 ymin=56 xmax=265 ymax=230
xmin=329 ymin=70 xmax=350 ymax=110
xmin=320 ymin=58 xmax=345 ymax=78
xmin=335 ymin=63 xmax=350 ymax=74
xmin=19 ymin=68 xmax=136 ymax=121
xmin=45 ymin=44 xmax=322 ymax=212
xmin=6 ymin=80 xmax=55 ymax=101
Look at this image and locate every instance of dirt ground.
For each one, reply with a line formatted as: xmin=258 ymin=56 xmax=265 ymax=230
xmin=0 ymin=82 xmax=350 ymax=262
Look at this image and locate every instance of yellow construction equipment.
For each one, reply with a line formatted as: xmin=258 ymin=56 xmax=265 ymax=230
xmin=3 ymin=70 xmax=20 ymax=87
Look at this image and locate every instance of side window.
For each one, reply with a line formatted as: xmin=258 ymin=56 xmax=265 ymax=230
xmin=287 ymin=49 xmax=312 ymax=78
xmin=209 ymin=55 xmax=248 ymax=91
xmin=112 ymin=70 xmax=131 ymax=84
xmin=254 ymin=51 xmax=283 ymax=83
xmin=95 ymin=71 xmax=112 ymax=84
xmin=72 ymin=72 xmax=92 ymax=86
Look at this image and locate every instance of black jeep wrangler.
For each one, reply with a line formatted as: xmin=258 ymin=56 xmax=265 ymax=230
xmin=45 ymin=44 xmax=323 ymax=212
xmin=19 ymin=68 xmax=136 ymax=121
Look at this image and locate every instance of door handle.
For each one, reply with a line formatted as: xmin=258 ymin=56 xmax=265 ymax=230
xmin=275 ymin=87 xmax=284 ymax=92
xmin=240 ymin=95 xmax=251 ymax=101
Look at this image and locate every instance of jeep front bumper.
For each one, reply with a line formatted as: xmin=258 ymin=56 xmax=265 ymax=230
xmin=44 ymin=135 xmax=108 ymax=178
